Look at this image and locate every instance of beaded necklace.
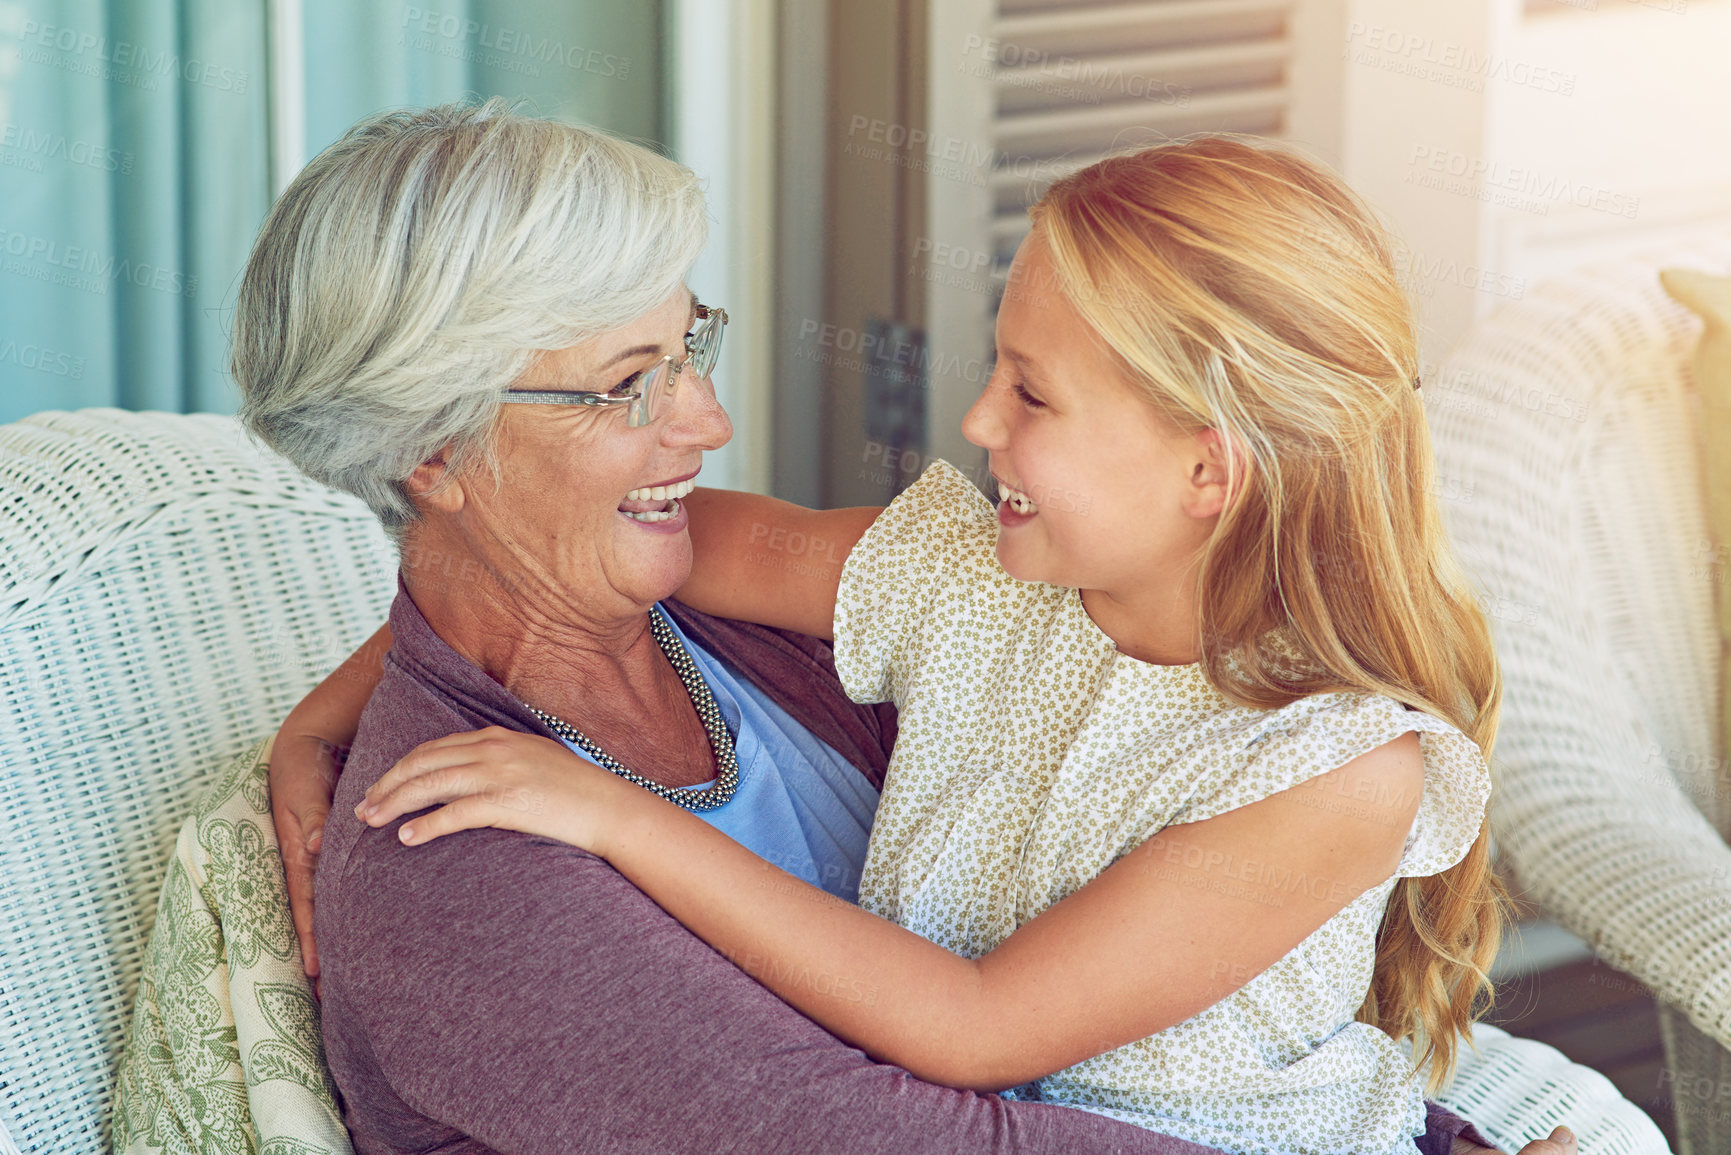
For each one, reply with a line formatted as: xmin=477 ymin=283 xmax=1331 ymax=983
xmin=525 ymin=606 xmax=739 ymax=812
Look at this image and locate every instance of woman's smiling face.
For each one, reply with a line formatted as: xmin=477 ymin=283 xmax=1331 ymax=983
xmin=960 ymin=233 xmax=1228 ymax=599
xmin=440 ymin=285 xmax=733 ymax=614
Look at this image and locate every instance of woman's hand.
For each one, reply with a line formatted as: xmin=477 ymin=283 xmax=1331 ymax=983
xmin=270 ymin=733 xmax=344 ymax=998
xmin=356 ymin=726 xmax=631 ymax=855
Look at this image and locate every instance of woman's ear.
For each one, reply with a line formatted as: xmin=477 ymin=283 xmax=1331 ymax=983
xmin=1183 ymin=429 xmax=1239 ymax=520
xmin=405 ymin=449 xmax=465 ymax=514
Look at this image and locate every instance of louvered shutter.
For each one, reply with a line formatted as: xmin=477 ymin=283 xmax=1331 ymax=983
xmin=923 ymin=0 xmax=1324 ymax=470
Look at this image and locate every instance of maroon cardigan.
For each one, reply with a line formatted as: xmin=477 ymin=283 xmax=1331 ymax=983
xmin=312 ymin=583 xmax=1486 ymax=1154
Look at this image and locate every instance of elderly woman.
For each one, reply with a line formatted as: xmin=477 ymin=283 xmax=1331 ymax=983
xmin=241 ymin=102 xmax=1540 ymax=1155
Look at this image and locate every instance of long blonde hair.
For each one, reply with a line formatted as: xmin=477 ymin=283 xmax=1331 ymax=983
xmin=1028 ymin=136 xmax=1507 ymax=1089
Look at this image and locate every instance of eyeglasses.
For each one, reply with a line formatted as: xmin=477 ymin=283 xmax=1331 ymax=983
xmin=500 ymin=303 xmax=727 ymax=427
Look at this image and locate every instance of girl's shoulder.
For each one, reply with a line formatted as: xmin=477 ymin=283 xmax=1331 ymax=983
xmin=838 ymin=459 xmax=1056 ymax=627
xmin=1188 ymin=689 xmax=1491 ymax=879
xmin=856 ymin=459 xmax=1003 ymax=577
xmin=832 ymin=461 xmax=1062 ymax=704
xmin=1232 ymin=686 xmax=1476 ymax=754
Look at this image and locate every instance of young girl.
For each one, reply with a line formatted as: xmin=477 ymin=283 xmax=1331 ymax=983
xmin=305 ymin=137 xmax=1509 ymax=1155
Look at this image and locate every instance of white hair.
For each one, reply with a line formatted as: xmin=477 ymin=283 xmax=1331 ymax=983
xmin=233 ymin=98 xmax=708 ymax=537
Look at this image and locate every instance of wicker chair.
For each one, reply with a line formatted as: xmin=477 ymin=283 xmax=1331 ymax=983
xmin=1426 ymin=235 xmax=1731 ymax=1155
xmin=0 ymin=409 xmax=1670 ymax=1153
xmin=0 ymin=411 xmax=395 ymax=1154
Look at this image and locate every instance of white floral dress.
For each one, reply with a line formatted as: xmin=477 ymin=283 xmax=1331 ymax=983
xmin=832 ymin=463 xmax=1492 ymax=1155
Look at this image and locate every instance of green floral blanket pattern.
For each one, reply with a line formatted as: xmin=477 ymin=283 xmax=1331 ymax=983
xmin=110 ymin=738 xmax=353 ymax=1155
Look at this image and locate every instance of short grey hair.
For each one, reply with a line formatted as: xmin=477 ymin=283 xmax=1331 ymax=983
xmin=233 ymin=98 xmax=708 ymax=537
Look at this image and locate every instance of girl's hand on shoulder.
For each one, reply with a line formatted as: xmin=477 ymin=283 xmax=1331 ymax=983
xmin=355 ymin=727 xmax=629 ymax=856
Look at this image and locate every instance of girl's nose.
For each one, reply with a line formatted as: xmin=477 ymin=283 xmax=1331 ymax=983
xmin=962 ymin=378 xmax=1008 ymax=451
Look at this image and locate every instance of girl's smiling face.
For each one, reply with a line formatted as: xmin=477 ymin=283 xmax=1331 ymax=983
xmin=960 ymin=233 xmax=1232 ymax=608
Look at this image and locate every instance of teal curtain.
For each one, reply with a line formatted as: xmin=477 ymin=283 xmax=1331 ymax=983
xmin=304 ymin=1 xmax=663 ymax=156
xmin=0 ymin=0 xmax=663 ymax=424
xmin=0 ymin=0 xmax=270 ymax=420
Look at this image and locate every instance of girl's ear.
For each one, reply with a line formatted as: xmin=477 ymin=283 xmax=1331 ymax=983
xmin=1183 ymin=429 xmax=1240 ymax=520
xmin=405 ymin=449 xmax=464 ymax=514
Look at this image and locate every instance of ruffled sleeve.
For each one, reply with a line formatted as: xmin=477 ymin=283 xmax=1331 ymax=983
xmin=1179 ymin=692 xmax=1491 ymax=879
xmin=832 ymin=461 xmax=996 ymax=705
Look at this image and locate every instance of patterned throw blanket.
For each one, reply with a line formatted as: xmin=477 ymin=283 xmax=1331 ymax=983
xmin=110 ymin=739 xmax=353 ymax=1155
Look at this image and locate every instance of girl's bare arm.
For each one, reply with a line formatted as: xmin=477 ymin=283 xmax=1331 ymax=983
xmin=271 ymin=623 xmax=390 ymax=986
xmin=676 ymin=488 xmax=881 ymax=640
xmin=591 ymin=731 xmax=1425 ymax=1089
xmin=363 ymin=726 xmax=1426 ymax=1091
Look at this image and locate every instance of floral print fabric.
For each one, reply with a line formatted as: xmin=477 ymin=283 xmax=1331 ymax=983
xmin=110 ymin=739 xmax=351 ymax=1155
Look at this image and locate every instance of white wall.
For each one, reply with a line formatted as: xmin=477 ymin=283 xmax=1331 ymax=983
xmin=1483 ymin=0 xmax=1731 ymax=285
xmin=1337 ymin=0 xmax=1731 ymax=370
xmin=1338 ymin=0 xmax=1498 ymax=370
xmin=670 ymin=0 xmax=776 ymax=494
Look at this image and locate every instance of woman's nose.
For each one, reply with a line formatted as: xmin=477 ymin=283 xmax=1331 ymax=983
xmin=663 ymin=370 xmax=733 ymax=451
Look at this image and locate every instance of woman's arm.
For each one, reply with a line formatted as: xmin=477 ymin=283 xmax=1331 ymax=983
xmin=676 ymin=488 xmax=882 ymax=640
xmin=271 ymin=622 xmax=391 ymax=988
xmin=359 ymin=727 xmax=1425 ymax=1090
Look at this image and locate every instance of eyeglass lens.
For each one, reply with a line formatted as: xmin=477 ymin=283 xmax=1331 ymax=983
xmin=626 ymin=310 xmax=725 ymax=427
xmin=689 ymin=316 xmax=723 ymax=377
